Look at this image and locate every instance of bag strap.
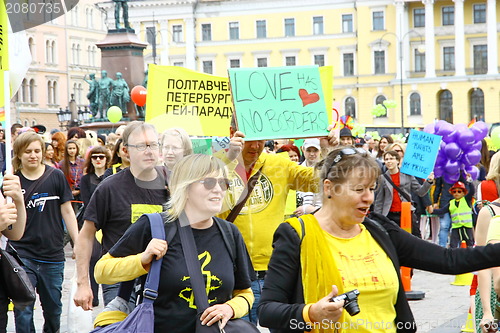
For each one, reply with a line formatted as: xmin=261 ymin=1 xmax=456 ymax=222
xmin=142 ymin=213 xmax=166 ymax=305
xmin=178 ymin=212 xmax=211 ymax=313
xmin=213 ymin=217 xmax=236 ymax=268
xmin=225 ymin=169 xmax=262 ymax=223
xmin=383 ymin=173 xmax=413 ymax=203
xmin=22 ymin=166 xmax=55 ymax=205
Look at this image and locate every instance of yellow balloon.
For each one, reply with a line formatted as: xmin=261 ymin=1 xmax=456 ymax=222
xmin=491 ymin=126 xmax=500 ymax=149
xmin=107 ymin=106 xmax=122 ymax=123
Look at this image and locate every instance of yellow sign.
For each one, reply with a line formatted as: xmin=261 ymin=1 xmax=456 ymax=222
xmin=146 ymin=65 xmax=232 ymax=137
xmin=319 ymin=66 xmax=333 ymax=124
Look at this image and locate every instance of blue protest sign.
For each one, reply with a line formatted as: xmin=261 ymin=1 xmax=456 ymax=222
xmin=400 ymin=129 xmax=442 ymax=179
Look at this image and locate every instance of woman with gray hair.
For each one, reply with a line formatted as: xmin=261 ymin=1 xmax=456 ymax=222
xmin=160 ymin=127 xmax=193 ymax=177
xmin=94 ymin=154 xmax=254 ymax=332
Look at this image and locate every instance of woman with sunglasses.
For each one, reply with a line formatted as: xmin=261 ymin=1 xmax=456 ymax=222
xmin=79 ymin=146 xmax=111 ymax=307
xmin=258 ymin=146 xmax=500 ymax=333
xmin=94 ymin=154 xmax=254 ymax=332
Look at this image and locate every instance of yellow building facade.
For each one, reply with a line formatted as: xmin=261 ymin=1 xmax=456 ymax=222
xmin=118 ymin=0 xmax=500 ymax=133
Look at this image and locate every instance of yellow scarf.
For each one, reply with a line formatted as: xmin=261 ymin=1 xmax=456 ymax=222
xmin=286 ymin=214 xmax=345 ymax=333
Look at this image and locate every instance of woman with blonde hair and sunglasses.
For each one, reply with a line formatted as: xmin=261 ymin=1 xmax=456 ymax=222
xmin=94 ymin=154 xmax=254 ymax=332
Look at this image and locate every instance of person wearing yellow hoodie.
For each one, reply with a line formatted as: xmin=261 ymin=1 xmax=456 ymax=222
xmin=215 ymin=117 xmax=339 ymax=324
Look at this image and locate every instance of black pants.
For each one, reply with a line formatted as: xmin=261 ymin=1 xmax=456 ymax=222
xmin=450 ymin=226 xmax=474 ymax=248
xmin=387 ymin=211 xmax=422 ymax=238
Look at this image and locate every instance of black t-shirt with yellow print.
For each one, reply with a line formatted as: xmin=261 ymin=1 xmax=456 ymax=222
xmin=109 ymin=215 xmax=252 ymax=332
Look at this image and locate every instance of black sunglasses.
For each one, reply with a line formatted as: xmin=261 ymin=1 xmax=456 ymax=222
xmin=327 ymin=148 xmax=367 ymax=174
xmin=196 ymin=177 xmax=230 ymax=190
xmin=91 ymin=155 xmax=106 ymax=160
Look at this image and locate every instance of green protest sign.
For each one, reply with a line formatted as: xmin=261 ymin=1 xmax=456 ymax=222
xmin=191 ymin=138 xmax=212 ymax=155
xmin=228 ymin=66 xmax=329 ymax=140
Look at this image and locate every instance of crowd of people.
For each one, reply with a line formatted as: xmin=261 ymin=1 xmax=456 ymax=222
xmin=0 ymin=120 xmax=500 ymax=333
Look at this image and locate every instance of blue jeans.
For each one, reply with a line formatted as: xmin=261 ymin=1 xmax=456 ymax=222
xmin=438 ymin=213 xmax=451 ymax=247
xmin=14 ymin=258 xmax=64 ymax=333
xmin=242 ymin=279 xmax=264 ymax=325
xmin=102 ymin=281 xmax=137 ymax=309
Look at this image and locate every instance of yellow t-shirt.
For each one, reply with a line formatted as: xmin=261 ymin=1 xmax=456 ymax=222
xmin=486 ymin=215 xmax=500 ymax=243
xmin=324 ymin=224 xmax=399 ymax=332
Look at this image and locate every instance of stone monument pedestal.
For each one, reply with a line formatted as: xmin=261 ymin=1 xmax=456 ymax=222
xmin=96 ymin=29 xmax=148 ymax=121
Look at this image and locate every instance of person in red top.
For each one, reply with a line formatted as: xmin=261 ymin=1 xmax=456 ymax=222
xmin=477 ymin=152 xmax=500 ymax=203
xmin=373 ymin=150 xmax=434 ymax=236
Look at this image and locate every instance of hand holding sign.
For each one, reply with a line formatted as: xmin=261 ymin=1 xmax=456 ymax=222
xmin=227 ymin=131 xmax=245 ymax=162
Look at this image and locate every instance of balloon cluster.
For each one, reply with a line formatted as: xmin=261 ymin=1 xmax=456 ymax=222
xmin=424 ymin=120 xmax=488 ymax=184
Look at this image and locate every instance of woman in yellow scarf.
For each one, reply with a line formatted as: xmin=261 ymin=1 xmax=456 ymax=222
xmin=259 ymin=146 xmax=500 ymax=333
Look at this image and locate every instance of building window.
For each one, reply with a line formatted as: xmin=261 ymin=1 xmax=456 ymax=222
xmin=47 ymin=81 xmax=52 ymax=104
xmin=172 ymin=25 xmax=183 ymax=42
xmin=313 ymin=16 xmax=323 ymax=35
xmin=470 ymin=88 xmax=485 ymax=121
xmin=374 ymin=50 xmax=385 ymax=74
xmin=314 ymin=54 xmax=325 ymax=67
xmin=202 ymin=24 xmax=212 ymax=41
xmin=256 ymin=20 xmax=266 ymax=38
xmin=473 ymin=4 xmax=486 ymax=24
xmin=442 ymin=6 xmax=454 ymax=26
xmin=173 ymin=62 xmax=184 ymax=67
xmin=372 ymin=11 xmax=384 ymax=31
xmin=410 ymin=93 xmax=421 ymax=116
xmin=202 ymin=60 xmax=213 ymax=74
xmin=147 ymin=26 xmax=156 ymax=45
xmin=46 ymin=40 xmax=52 ymax=63
xmin=415 ymin=49 xmax=425 ymax=72
xmin=342 ymin=14 xmax=353 ymax=33
xmin=229 ymin=22 xmax=239 ymax=40
xmin=52 ymin=81 xmax=57 ymax=104
xmin=414 ymin=8 xmax=425 ymax=28
xmin=285 ymin=18 xmax=295 ymax=37
xmin=86 ymin=8 xmax=92 ymax=28
xmin=443 ymin=46 xmax=455 ymax=71
xmin=29 ymin=79 xmax=35 ymax=103
xmin=257 ymin=57 xmax=267 ymax=67
xmin=375 ymin=95 xmax=387 ymax=118
xmin=285 ymin=56 xmax=296 ymax=66
xmin=230 ymin=59 xmax=240 ymax=68
xmin=51 ymin=41 xmax=56 ymax=63
xmin=439 ymin=90 xmax=453 ymax=123
xmin=343 ymin=53 xmax=354 ymax=76
xmin=473 ymin=45 xmax=487 ymax=74
xmin=345 ymin=97 xmax=356 ymax=118
xmin=28 ymin=37 xmax=35 ymax=58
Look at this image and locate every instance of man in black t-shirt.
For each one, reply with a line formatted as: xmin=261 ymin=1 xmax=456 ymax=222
xmin=10 ymin=132 xmax=79 ymax=333
xmin=74 ymin=121 xmax=169 ymax=310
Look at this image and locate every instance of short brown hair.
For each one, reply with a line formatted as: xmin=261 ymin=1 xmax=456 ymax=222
xmin=13 ymin=132 xmax=45 ymax=173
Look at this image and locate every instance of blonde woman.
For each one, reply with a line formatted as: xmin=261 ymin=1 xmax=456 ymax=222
xmin=94 ymin=154 xmax=254 ymax=331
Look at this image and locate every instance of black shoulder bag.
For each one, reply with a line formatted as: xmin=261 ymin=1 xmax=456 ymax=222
xmin=177 ymin=213 xmax=259 ymax=333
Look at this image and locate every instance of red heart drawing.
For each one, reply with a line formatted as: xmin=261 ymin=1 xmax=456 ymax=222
xmin=298 ymin=89 xmax=320 ymax=107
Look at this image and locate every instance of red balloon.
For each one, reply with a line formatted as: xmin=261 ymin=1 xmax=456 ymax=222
xmin=131 ymin=85 xmax=147 ymax=106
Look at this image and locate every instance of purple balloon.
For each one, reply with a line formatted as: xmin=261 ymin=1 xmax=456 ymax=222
xmin=423 ymin=123 xmax=435 ymax=134
xmin=444 ymin=172 xmax=460 ymax=184
xmin=463 ymin=149 xmax=481 ymax=166
xmin=466 ymin=165 xmax=479 ymax=181
xmin=435 ymin=121 xmax=454 ymax=136
xmin=444 ymin=142 xmax=463 ymax=161
xmin=455 ymin=123 xmax=468 ymax=132
xmin=442 ymin=130 xmax=457 ymax=143
xmin=433 ymin=166 xmax=444 ymax=178
xmin=471 ymin=124 xmax=488 ymax=142
xmin=458 ymin=129 xmax=476 ymax=150
xmin=464 ymin=140 xmax=482 ymax=153
xmin=474 ymin=121 xmax=489 ymax=137
xmin=444 ymin=160 xmax=459 ymax=174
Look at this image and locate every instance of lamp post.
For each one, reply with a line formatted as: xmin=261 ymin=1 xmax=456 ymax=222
xmin=378 ymin=30 xmax=425 ymax=134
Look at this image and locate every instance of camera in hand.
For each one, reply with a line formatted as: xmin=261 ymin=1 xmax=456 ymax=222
xmin=330 ymin=289 xmax=360 ymax=316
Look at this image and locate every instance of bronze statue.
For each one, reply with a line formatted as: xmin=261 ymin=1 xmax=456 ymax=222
xmin=83 ymin=73 xmax=98 ymax=117
xmin=110 ymin=72 xmax=130 ymax=116
xmin=113 ymin=0 xmax=130 ymax=30
xmin=96 ymin=70 xmax=113 ymax=119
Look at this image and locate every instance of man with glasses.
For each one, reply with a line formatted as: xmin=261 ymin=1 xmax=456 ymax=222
xmin=74 ymin=121 xmax=169 ymax=310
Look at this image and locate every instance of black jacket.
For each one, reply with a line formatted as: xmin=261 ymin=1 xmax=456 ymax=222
xmin=258 ymin=213 xmax=500 ymax=332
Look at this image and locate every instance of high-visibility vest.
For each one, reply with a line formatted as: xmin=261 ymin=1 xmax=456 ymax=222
xmin=449 ymin=197 xmax=473 ymax=229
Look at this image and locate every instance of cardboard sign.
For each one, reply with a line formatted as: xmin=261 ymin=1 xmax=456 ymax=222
xmin=146 ymin=65 xmax=232 ymax=137
xmin=400 ymin=129 xmax=442 ymax=179
xmin=228 ymin=66 xmax=329 ymax=140
xmin=191 ymin=138 xmax=212 ymax=155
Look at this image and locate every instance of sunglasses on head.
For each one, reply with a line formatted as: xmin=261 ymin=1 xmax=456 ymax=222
xmin=451 ymin=190 xmax=463 ymax=194
xmin=196 ymin=177 xmax=230 ymax=190
xmin=327 ymin=148 xmax=367 ymax=174
xmin=91 ymin=154 xmax=106 ymax=160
